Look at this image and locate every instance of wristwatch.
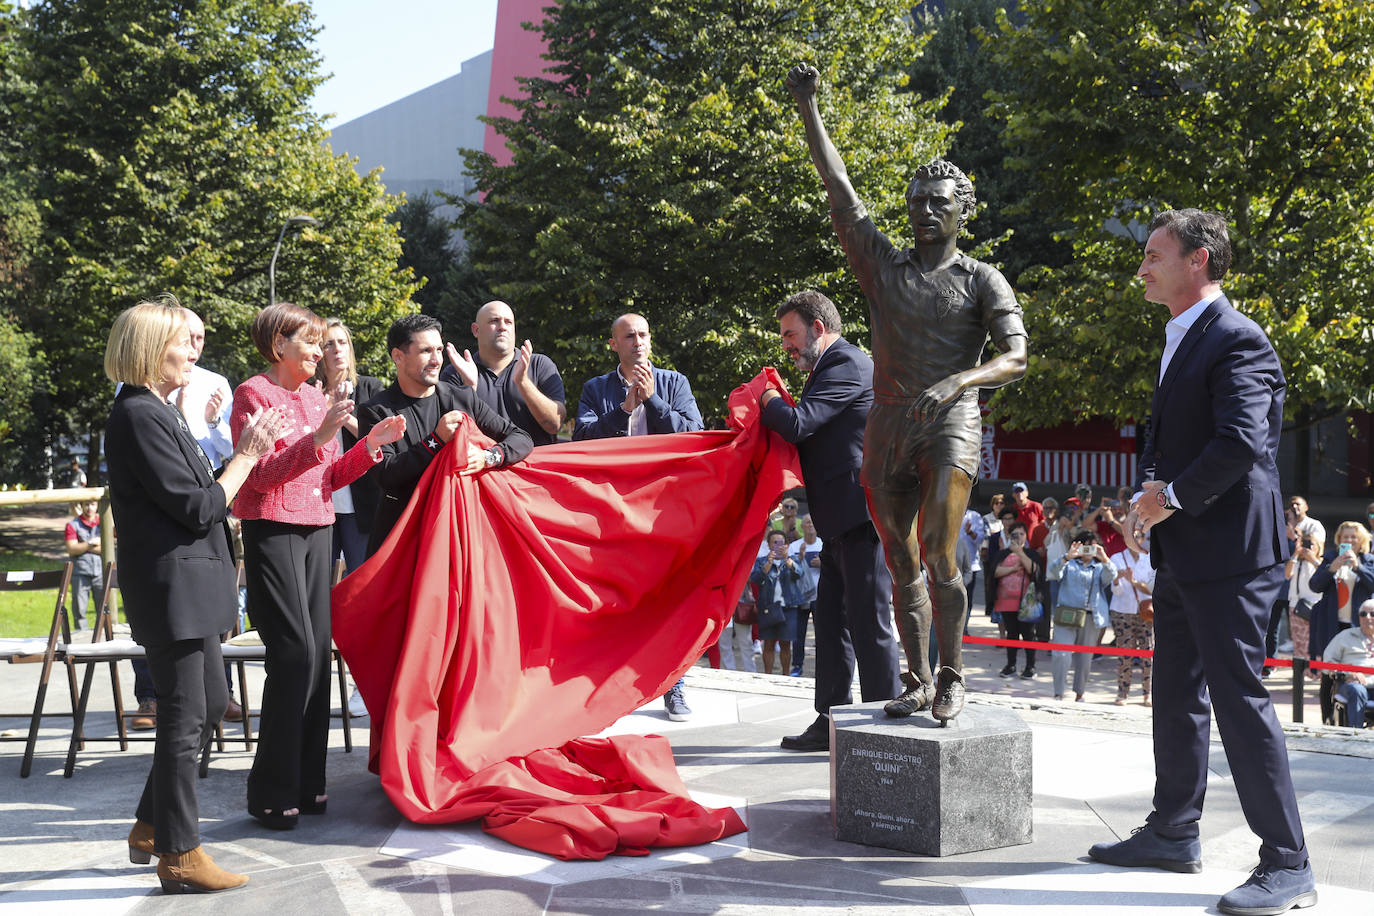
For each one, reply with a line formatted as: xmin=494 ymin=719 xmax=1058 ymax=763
xmin=1156 ymin=486 xmax=1179 ymax=511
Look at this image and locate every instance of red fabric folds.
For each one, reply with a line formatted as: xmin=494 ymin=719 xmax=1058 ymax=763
xmin=331 ymin=369 xmax=801 ymax=859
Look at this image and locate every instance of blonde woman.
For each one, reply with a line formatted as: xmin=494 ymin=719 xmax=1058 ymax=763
xmin=104 ymin=297 xmax=286 ymax=892
xmin=315 ymin=318 xmax=385 ymax=574
xmin=1308 ymin=521 xmax=1374 ymax=667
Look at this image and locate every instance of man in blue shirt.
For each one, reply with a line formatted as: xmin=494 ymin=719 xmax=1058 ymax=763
xmin=573 ymin=313 xmax=703 ymax=439
xmin=573 ymin=313 xmax=704 ymax=720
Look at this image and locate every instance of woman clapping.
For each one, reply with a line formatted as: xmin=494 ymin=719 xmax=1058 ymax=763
xmin=105 ymin=296 xmax=287 ymax=893
xmin=230 ymin=303 xmax=403 ymax=830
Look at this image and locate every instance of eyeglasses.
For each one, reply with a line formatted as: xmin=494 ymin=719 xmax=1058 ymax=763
xmin=1360 ymin=611 xmax=1374 ymax=619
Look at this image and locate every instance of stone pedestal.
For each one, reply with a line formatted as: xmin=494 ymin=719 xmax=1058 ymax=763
xmin=829 ymin=701 xmax=1032 ymax=856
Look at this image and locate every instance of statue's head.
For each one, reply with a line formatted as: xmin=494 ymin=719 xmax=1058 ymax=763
xmin=906 ymin=159 xmax=976 ymax=235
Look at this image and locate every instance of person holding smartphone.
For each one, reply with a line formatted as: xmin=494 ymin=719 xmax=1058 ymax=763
xmin=1049 ymin=528 xmax=1116 ymax=701
xmin=1285 ymin=497 xmax=1326 ymax=671
xmin=1307 ymin=521 xmax=1374 ymax=667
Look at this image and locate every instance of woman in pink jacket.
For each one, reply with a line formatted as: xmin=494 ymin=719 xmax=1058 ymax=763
xmin=231 ymin=303 xmax=403 ymax=830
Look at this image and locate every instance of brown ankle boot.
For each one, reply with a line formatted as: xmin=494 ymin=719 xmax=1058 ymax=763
xmin=156 ymin=845 xmax=248 ymax=894
xmin=127 ymin=820 xmax=157 ymax=864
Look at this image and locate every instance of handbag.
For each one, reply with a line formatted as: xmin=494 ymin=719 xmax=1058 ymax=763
xmin=758 ymin=601 xmax=785 ymax=627
xmin=1053 ymin=604 xmax=1088 ymax=628
xmin=1017 ymin=579 xmax=1042 ymax=622
xmin=733 ymin=600 xmax=756 ymax=625
xmin=1136 ymin=597 xmax=1154 ymax=624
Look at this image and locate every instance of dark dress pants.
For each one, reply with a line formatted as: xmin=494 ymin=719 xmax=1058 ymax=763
xmin=331 ymin=511 xmax=370 ymax=576
xmin=812 ymin=521 xmax=901 ymax=716
xmin=1148 ymin=562 xmax=1307 ymax=867
xmin=242 ymin=520 xmax=333 ymax=812
xmin=135 ymin=634 xmax=228 ymax=854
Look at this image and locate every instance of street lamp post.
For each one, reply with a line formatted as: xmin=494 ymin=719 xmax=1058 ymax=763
xmin=267 ymin=214 xmax=320 ymax=305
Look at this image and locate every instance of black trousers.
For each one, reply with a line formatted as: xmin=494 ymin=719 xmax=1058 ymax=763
xmin=242 ymin=519 xmax=333 ymax=812
xmin=1148 ymin=562 xmax=1306 ymax=867
xmin=812 ymin=522 xmax=901 ymax=715
xmin=998 ymin=611 xmax=1037 ymax=668
xmin=135 ymin=635 xmax=227 ymax=854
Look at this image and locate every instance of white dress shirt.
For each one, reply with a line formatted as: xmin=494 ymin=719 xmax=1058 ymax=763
xmin=1145 ymin=296 xmax=1215 ymax=512
xmin=175 ymin=364 xmax=234 ymax=468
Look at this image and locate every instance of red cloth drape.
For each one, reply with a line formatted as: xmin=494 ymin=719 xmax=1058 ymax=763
xmin=331 ymin=370 xmax=802 ymax=859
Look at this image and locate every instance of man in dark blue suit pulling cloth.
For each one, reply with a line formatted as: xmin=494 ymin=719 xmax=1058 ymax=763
xmin=1091 ymin=209 xmax=1315 ymax=916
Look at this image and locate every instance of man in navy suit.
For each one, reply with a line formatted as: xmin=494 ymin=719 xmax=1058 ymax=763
xmin=760 ymin=290 xmax=901 ymax=751
xmin=1090 ymin=210 xmax=1314 ymax=916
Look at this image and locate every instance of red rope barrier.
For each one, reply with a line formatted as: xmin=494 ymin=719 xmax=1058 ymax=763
xmin=960 ymin=634 xmax=1374 ymax=676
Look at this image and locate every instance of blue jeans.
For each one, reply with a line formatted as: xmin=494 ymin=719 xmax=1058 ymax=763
xmin=1336 ymin=680 xmax=1369 ymax=727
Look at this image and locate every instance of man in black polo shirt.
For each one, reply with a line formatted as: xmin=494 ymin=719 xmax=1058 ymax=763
xmin=440 ymin=300 xmax=566 ymax=445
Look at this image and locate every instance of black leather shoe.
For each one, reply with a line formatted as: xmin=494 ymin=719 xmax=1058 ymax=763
xmin=1089 ymin=825 xmax=1202 ymax=873
xmin=780 ymin=715 xmax=829 ymax=751
xmin=1218 ymin=861 xmax=1316 ymax=915
xmin=884 ymin=679 xmax=933 ymax=718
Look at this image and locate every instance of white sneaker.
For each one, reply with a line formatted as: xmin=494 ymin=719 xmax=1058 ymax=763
xmin=347 ymin=687 xmax=369 ymax=719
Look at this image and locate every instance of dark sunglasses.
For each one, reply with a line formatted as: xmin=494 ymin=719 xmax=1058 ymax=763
xmin=1360 ymin=611 xmax=1374 ymax=619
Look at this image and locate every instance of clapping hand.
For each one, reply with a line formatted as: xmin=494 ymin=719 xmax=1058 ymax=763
xmin=511 ymin=340 xmax=535 ymax=389
xmin=446 ymin=343 xmax=479 ymax=389
xmin=235 ymin=406 xmax=291 ymax=459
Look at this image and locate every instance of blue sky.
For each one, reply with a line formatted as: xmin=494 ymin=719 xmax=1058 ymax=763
xmin=309 ymin=0 xmax=500 ymax=127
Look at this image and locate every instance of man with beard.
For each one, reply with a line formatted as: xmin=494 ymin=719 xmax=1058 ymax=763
xmin=759 ymin=290 xmax=902 ymax=750
xmin=784 ymin=63 xmax=1028 ymax=722
xmin=358 ymin=314 xmax=533 ymax=555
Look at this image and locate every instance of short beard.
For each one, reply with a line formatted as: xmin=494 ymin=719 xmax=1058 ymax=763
xmin=794 ymin=329 xmax=822 ymax=371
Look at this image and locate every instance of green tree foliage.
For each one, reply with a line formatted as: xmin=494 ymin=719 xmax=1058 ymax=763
xmin=431 ymin=247 xmax=496 ymax=348
xmin=459 ymin=0 xmax=951 ymax=417
xmin=3 ymin=0 xmax=417 ymax=465
xmin=906 ymin=0 xmax=1069 ymax=285
xmin=988 ymin=0 xmax=1374 ymax=431
xmin=0 ymin=315 xmax=45 ymax=485
xmin=389 ymin=192 xmax=458 ymax=317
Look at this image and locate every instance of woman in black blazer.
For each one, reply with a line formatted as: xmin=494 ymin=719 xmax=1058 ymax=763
xmin=316 ymin=317 xmax=384 ymax=574
xmin=104 ymin=297 xmax=285 ymax=895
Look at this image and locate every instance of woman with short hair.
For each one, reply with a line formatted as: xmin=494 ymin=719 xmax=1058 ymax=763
xmin=104 ymin=296 xmax=286 ymax=893
xmin=1308 ymin=521 xmax=1374 ymax=667
xmin=231 ymin=303 xmax=404 ymax=830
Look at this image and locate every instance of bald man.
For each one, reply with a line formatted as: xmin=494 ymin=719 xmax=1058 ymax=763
xmin=572 ymin=313 xmax=704 ymax=721
xmin=572 ymin=313 xmax=703 ymax=439
xmin=440 ymin=300 xmax=567 ymax=446
xmin=174 ymin=308 xmax=235 ymax=467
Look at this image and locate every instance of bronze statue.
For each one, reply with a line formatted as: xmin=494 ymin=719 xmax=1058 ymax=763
xmin=786 ymin=63 xmax=1028 ymax=722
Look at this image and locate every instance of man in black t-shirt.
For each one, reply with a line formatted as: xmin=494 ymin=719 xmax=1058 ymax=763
xmin=440 ymin=300 xmax=566 ymax=446
xmin=359 ymin=314 xmax=534 ymax=556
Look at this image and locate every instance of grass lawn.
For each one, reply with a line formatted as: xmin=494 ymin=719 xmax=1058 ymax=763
xmin=1 ymin=549 xmax=72 ymax=637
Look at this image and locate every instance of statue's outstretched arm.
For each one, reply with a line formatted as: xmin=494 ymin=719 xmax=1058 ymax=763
xmin=785 ymin=64 xmax=861 ymax=213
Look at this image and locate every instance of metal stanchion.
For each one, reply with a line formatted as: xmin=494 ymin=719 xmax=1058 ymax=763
xmin=1290 ymin=658 xmax=1306 ymax=724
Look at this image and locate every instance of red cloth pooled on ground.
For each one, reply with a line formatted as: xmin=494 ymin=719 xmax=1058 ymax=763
xmin=331 ymin=369 xmax=802 ymax=859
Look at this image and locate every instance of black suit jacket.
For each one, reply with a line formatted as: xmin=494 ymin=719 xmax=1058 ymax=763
xmin=1138 ymin=295 xmax=1288 ymax=581
xmin=358 ymin=380 xmax=534 ymax=554
xmin=104 ymin=385 xmax=238 ymax=646
xmin=760 ymin=337 xmax=874 ymax=539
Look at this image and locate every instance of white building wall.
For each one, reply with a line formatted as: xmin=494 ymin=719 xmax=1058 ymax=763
xmin=326 ymin=49 xmax=492 ymax=210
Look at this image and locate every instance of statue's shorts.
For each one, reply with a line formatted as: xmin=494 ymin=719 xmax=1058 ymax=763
xmin=861 ymin=396 xmax=981 ymax=492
